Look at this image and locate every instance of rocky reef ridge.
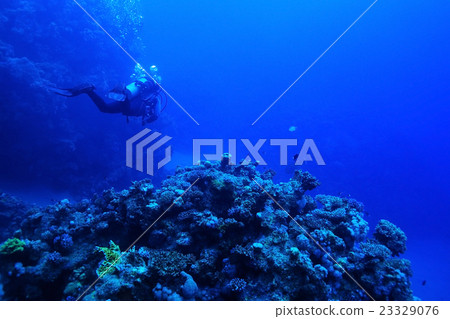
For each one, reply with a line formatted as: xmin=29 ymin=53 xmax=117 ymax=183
xmin=0 ymin=160 xmax=413 ymax=300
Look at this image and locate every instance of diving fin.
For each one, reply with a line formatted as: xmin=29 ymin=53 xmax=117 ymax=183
xmin=48 ymin=83 xmax=95 ymax=97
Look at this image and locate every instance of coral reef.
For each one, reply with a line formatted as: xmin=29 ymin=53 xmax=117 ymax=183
xmin=374 ymin=219 xmax=407 ymax=256
xmin=0 ymin=193 xmax=31 ymax=242
xmin=0 ymin=162 xmax=414 ymax=300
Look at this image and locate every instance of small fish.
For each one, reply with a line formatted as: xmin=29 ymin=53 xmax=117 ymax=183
xmin=288 ymin=126 xmax=297 ymax=132
xmin=422 ymin=280 xmax=427 ymax=286
xmin=293 ymin=154 xmax=299 ymax=161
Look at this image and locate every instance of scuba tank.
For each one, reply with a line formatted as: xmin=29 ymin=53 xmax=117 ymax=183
xmin=126 ymin=65 xmax=161 ymax=100
xmin=124 ymin=76 xmax=150 ymax=100
xmin=109 ymin=65 xmax=161 ymax=102
xmin=108 ymin=76 xmax=158 ymax=102
xmin=108 ymin=88 xmax=127 ymax=101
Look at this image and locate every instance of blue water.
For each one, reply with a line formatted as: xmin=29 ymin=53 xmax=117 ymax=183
xmin=0 ymin=0 xmax=449 ymax=300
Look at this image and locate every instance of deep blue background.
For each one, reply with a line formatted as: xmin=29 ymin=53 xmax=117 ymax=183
xmin=0 ymin=0 xmax=449 ymax=300
xmin=139 ymin=0 xmax=450 ymax=300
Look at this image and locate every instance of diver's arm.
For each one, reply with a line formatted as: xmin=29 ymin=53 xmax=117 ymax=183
xmin=141 ymin=96 xmax=162 ymax=124
xmin=154 ymin=95 xmax=162 ymax=117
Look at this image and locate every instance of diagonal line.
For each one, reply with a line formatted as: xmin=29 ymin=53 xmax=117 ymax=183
xmin=76 ymin=178 xmax=200 ymax=301
xmin=72 ymin=0 xmax=200 ymax=125
xmin=251 ymin=178 xmax=376 ymax=301
xmin=252 ymin=0 xmax=379 ymax=125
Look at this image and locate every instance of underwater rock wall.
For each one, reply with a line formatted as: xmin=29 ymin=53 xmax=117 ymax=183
xmin=0 ymin=0 xmax=144 ymax=194
xmin=0 ymin=162 xmax=414 ymax=301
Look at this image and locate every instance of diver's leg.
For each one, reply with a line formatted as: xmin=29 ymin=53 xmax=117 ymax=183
xmin=87 ymin=91 xmax=124 ymax=114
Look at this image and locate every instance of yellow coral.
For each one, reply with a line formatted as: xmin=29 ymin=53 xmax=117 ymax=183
xmin=0 ymin=238 xmax=25 ymax=255
xmin=96 ymin=240 xmax=121 ymax=277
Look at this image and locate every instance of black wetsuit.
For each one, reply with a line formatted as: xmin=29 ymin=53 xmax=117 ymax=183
xmin=87 ymin=90 xmax=127 ymax=114
xmin=87 ymin=79 xmax=161 ymax=123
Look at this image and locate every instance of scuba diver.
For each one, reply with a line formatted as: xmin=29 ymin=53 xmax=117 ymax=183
xmin=51 ymin=65 xmax=166 ymax=125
